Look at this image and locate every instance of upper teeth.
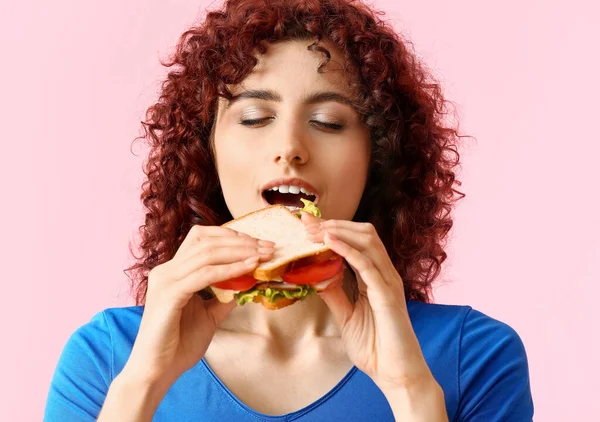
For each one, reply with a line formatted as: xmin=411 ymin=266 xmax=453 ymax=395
xmin=269 ymin=185 xmax=315 ymax=196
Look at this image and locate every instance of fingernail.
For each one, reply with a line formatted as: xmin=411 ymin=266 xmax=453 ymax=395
xmin=258 ymin=247 xmax=274 ymax=255
xmin=325 ymin=232 xmax=337 ymax=241
xmin=258 ymin=239 xmax=276 ymax=247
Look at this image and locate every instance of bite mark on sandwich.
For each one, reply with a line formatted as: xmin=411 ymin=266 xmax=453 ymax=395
xmin=261 ymin=178 xmax=319 ymax=213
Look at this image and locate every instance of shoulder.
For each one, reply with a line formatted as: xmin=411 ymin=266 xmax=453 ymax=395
xmin=407 ymin=300 xmax=471 ymax=326
xmin=44 ymin=306 xmax=144 ymax=420
xmin=72 ymin=306 xmax=144 ymax=348
xmin=406 ymin=300 xmax=524 ymax=349
xmin=60 ymin=306 xmax=145 ymax=379
xmin=60 ymin=306 xmax=144 ymax=364
xmin=406 ymin=301 xmax=533 ymax=421
xmin=406 ymin=300 xmax=471 ymax=350
xmin=73 ymin=305 xmax=144 ymax=330
xmin=99 ymin=306 xmax=144 ymax=333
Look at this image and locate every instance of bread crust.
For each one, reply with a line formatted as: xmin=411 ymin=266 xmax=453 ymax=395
xmin=252 ymin=294 xmax=299 ymax=310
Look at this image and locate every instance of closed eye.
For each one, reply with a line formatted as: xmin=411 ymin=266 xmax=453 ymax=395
xmin=239 ymin=117 xmax=274 ymax=126
xmin=238 ymin=118 xmax=344 ymax=131
xmin=310 ymin=120 xmax=344 ymax=131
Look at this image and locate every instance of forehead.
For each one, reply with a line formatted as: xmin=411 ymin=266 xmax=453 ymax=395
xmin=231 ymin=39 xmax=357 ymax=97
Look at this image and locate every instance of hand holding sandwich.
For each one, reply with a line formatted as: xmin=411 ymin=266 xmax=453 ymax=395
xmin=99 ymin=226 xmax=274 ymax=420
xmin=303 ymin=213 xmax=448 ymax=421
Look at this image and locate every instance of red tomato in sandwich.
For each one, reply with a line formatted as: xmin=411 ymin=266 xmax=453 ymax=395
xmin=281 ymin=255 xmax=344 ymax=285
xmin=212 ymin=274 xmax=257 ymax=291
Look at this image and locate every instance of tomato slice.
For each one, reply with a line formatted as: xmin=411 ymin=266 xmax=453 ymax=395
xmin=212 ymin=274 xmax=257 ymax=291
xmin=281 ymin=255 xmax=344 ymax=285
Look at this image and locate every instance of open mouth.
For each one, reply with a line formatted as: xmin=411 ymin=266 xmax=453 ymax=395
xmin=262 ymin=185 xmax=318 ymax=209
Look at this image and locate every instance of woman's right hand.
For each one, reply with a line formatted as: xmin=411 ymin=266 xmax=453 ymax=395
xmin=120 ymin=225 xmax=274 ymax=390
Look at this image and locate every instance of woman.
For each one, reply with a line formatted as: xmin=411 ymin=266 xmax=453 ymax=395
xmin=44 ymin=0 xmax=534 ymax=420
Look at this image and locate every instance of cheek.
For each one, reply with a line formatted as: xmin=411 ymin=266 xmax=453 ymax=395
xmin=214 ymin=137 xmax=260 ymax=218
xmin=215 ymin=138 xmax=251 ymax=191
xmin=216 ymin=133 xmax=256 ymax=172
xmin=321 ymin=141 xmax=370 ymax=208
xmin=332 ymin=142 xmax=370 ymax=180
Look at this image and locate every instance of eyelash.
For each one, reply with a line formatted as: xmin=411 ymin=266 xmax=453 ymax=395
xmin=239 ymin=117 xmax=344 ymax=131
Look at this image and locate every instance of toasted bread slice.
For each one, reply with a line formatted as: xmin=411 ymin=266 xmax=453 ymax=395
xmin=252 ymin=294 xmax=299 ymax=310
xmin=223 ymin=205 xmax=332 ymax=281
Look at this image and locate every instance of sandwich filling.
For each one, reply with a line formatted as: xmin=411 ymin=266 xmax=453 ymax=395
xmin=235 ymin=283 xmax=315 ymax=305
xmin=209 ymin=200 xmax=340 ymax=307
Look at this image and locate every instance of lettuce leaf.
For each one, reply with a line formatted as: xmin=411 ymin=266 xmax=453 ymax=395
xmin=235 ymin=284 xmax=316 ymax=306
xmin=235 ymin=288 xmax=262 ymax=305
xmin=296 ymin=198 xmax=321 ymax=218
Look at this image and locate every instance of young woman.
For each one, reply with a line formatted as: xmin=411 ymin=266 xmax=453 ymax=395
xmin=44 ymin=0 xmax=534 ymax=420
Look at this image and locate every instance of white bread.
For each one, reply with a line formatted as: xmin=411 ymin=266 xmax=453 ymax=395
xmin=223 ymin=205 xmax=332 ymax=280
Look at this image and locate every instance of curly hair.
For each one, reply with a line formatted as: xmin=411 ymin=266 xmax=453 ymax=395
xmin=125 ymin=0 xmax=468 ymax=305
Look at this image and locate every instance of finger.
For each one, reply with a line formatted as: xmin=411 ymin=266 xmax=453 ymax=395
xmin=305 ymin=225 xmax=325 ymax=243
xmin=300 ymin=211 xmax=323 ymax=226
xmin=306 ymin=225 xmax=371 ymax=249
xmin=318 ymin=272 xmax=353 ymax=328
xmin=308 ymin=225 xmax=391 ymax=283
xmin=321 ymin=219 xmax=374 ymax=234
xmin=176 ymin=225 xmax=239 ymax=258
xmin=177 ymin=243 xmax=273 ymax=280
xmin=302 ymin=213 xmax=325 ymax=242
xmin=323 ymin=232 xmax=390 ymax=294
xmin=179 ymin=256 xmax=261 ymax=294
xmin=178 ymin=225 xmax=272 ymax=257
xmin=177 ymin=235 xmax=274 ymax=263
xmin=306 ymin=220 xmax=378 ymax=248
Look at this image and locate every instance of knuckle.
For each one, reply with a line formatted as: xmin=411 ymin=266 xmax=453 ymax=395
xmin=362 ymin=222 xmax=375 ymax=233
xmin=147 ymin=264 xmax=169 ymax=292
xmin=194 ymin=238 xmax=210 ymax=252
xmin=189 ymin=224 xmax=204 ymax=237
xmin=366 ymin=233 xmax=377 ymax=248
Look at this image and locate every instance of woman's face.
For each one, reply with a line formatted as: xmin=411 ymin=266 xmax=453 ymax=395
xmin=213 ymin=39 xmax=370 ymax=220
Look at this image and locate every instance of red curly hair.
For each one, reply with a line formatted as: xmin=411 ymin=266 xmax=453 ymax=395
xmin=126 ymin=0 xmax=468 ymax=305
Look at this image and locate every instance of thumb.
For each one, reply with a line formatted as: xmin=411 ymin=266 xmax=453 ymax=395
xmin=300 ymin=210 xmax=323 ymax=225
xmin=318 ymin=273 xmax=353 ymax=329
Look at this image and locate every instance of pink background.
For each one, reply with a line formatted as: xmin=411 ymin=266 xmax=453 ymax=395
xmin=2 ymin=0 xmax=597 ymax=420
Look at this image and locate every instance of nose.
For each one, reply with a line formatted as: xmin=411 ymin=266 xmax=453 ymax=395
xmin=273 ymin=121 xmax=309 ymax=166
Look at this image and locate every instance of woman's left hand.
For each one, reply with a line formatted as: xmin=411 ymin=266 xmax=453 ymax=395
xmin=302 ymin=213 xmax=438 ymax=394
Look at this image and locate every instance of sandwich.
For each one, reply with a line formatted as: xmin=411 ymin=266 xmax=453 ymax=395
xmin=207 ymin=200 xmax=344 ymax=310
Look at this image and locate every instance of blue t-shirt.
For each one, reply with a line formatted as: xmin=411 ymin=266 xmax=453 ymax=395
xmin=44 ymin=301 xmax=533 ymax=421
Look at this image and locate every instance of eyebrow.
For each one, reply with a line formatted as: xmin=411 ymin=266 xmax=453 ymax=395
xmin=225 ymin=89 xmax=356 ymax=109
